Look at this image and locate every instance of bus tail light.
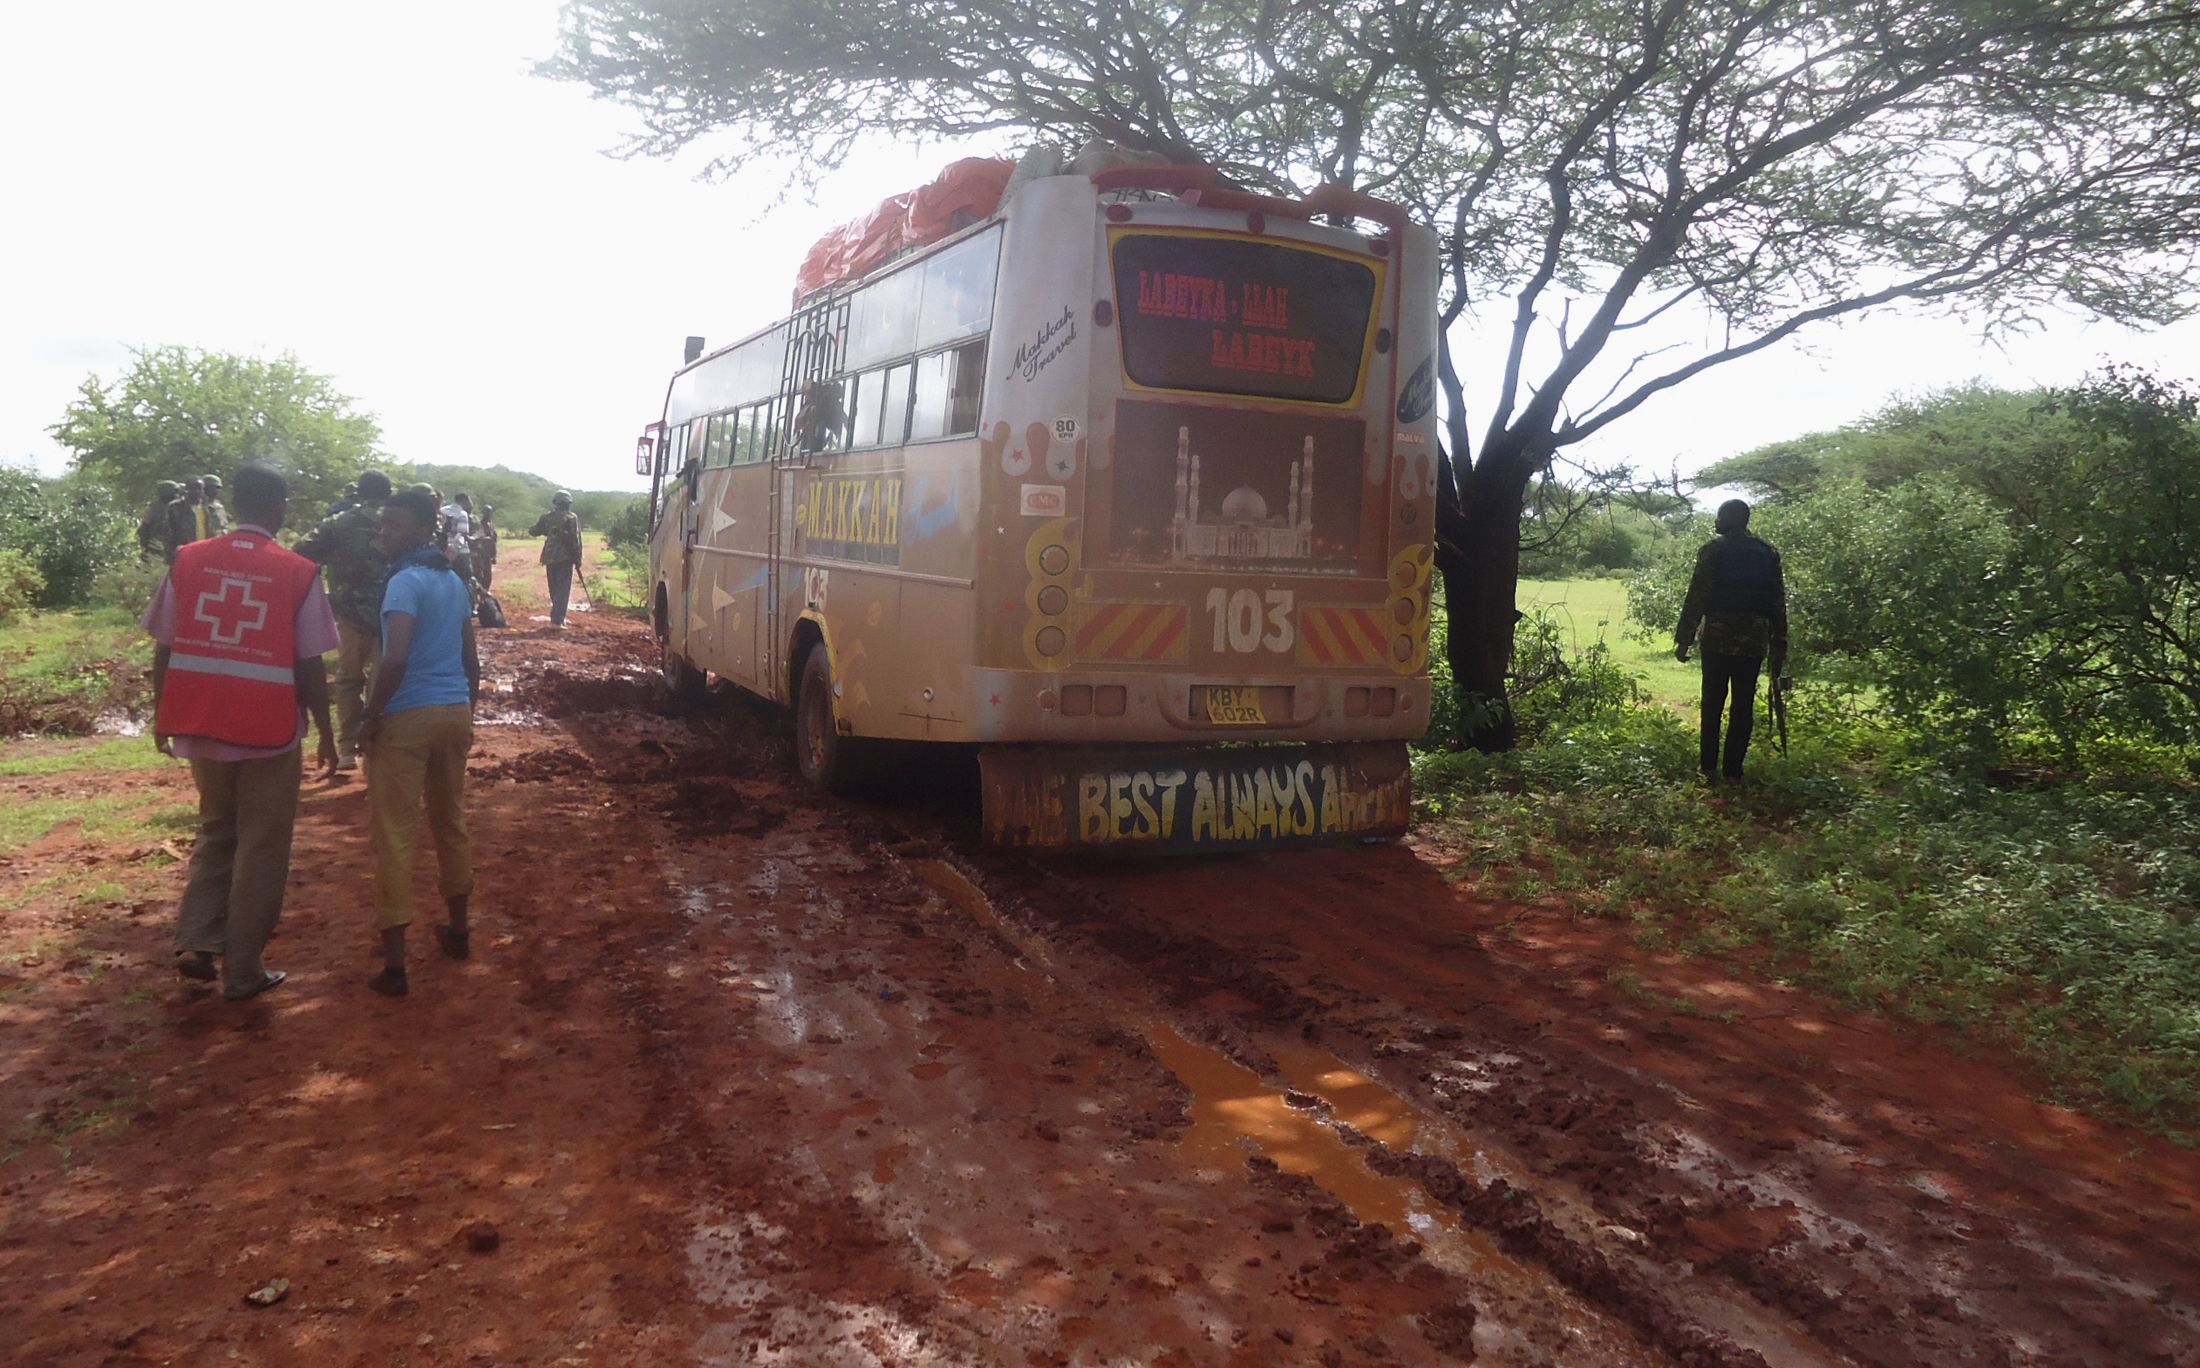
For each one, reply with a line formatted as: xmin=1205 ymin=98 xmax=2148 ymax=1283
xmin=1061 ymin=685 xmax=1093 ymax=716
xmin=1095 ymin=685 xmax=1127 ymax=718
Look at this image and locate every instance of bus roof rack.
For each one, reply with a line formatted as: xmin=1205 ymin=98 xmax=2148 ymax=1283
xmin=1089 ymin=165 xmax=1407 ymax=236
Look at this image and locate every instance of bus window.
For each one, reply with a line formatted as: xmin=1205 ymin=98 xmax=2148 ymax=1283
xmin=850 ymin=369 xmax=885 ymax=447
xmin=700 ymin=413 xmax=727 ymax=467
xmin=878 ymin=363 xmax=914 ymax=447
xmin=910 ymin=351 xmax=952 ymax=442
xmin=1111 ymin=233 xmax=1379 ymax=404
xmin=947 ymin=339 xmax=985 ymax=436
xmin=918 ymin=229 xmax=998 ymax=347
xmin=847 ymin=266 xmax=920 ymax=371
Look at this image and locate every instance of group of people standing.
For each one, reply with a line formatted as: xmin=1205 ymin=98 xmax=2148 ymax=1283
xmin=136 ymin=475 xmax=231 ymax=563
xmin=141 ymin=463 xmax=586 ymax=1002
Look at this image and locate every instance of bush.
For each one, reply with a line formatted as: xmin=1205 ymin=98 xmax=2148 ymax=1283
xmin=0 ymin=549 xmax=44 ymax=623
xmin=603 ymin=495 xmax=652 ymax=551
xmin=86 ymin=554 xmax=169 ymax=616
xmin=0 ymin=465 xmax=137 ymax=610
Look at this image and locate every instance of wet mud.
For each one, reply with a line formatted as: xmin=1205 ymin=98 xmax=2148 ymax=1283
xmin=2 ymin=536 xmax=2197 ymax=1365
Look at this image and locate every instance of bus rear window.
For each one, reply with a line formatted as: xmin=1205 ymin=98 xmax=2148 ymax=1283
xmin=1111 ymin=233 xmax=1378 ymax=404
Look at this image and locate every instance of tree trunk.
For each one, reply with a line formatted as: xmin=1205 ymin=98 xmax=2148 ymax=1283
xmin=1435 ymin=432 xmax=1540 ymax=753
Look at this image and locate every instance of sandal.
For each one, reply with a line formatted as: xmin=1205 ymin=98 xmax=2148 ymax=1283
xmin=223 ymin=970 xmax=287 ymax=1001
xmin=434 ymin=926 xmax=470 ymax=961
xmin=367 ymin=966 xmax=409 ymax=998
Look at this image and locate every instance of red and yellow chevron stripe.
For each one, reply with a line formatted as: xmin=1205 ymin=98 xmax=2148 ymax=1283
xmin=1075 ymin=601 xmax=1189 ymax=662
xmin=1296 ymin=604 xmax=1389 ymax=666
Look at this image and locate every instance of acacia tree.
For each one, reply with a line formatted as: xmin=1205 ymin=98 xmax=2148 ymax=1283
xmin=545 ymin=0 xmax=2200 ymax=749
xmin=52 ymin=346 xmax=384 ymax=515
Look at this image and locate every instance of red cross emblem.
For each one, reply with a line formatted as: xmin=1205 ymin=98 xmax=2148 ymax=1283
xmin=194 ymin=576 xmax=268 ymax=646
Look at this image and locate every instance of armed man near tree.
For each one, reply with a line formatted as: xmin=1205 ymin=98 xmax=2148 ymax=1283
xmin=164 ymin=476 xmax=205 ymax=553
xmin=198 ymin=473 xmax=232 ymax=540
xmin=296 ymin=470 xmax=394 ymax=772
xmin=144 ymin=462 xmax=339 ymax=1001
xmin=137 ymin=480 xmax=181 ymax=561
xmin=528 ymin=491 xmax=583 ymax=629
xmin=1675 ymin=499 xmax=1788 ymax=786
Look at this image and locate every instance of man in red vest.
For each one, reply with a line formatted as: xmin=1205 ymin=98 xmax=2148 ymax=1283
xmin=145 ymin=463 xmax=339 ymax=1000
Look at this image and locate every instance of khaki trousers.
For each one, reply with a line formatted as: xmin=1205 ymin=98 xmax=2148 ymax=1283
xmin=368 ymin=704 xmax=474 ymax=930
xmin=333 ymin=620 xmax=380 ymax=762
xmin=176 ymin=747 xmax=303 ymax=995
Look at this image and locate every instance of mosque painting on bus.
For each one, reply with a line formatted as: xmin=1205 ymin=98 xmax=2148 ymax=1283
xmin=1105 ymin=401 xmax=1365 ymax=572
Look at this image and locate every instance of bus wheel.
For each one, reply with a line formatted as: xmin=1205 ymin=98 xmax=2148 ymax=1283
xmin=659 ymin=632 xmax=706 ymax=706
xmin=794 ymin=645 xmax=870 ymax=795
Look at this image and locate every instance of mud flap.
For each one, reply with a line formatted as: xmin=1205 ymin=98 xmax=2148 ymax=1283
xmin=979 ymin=742 xmax=1411 ymax=851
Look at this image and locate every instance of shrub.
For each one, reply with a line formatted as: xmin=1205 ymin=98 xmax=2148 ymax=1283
xmin=0 ymin=549 xmax=43 ymax=623
xmin=0 ymin=465 xmax=136 ymax=610
xmin=603 ymin=495 xmax=652 ymax=552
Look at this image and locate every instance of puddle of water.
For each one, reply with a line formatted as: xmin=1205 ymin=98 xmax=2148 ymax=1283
xmin=1146 ymin=1023 xmax=1425 ymax=1233
xmin=915 ymin=860 xmax=1474 ymax=1255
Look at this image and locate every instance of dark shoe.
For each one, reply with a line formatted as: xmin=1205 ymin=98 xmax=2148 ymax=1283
xmin=176 ymin=952 xmax=218 ymax=982
xmin=434 ymin=925 xmax=470 ymax=961
xmin=224 ymin=970 xmax=287 ymax=1001
xmin=368 ymin=966 xmax=409 ymax=998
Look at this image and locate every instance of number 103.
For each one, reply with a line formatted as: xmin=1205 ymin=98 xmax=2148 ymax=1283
xmin=1205 ymin=588 xmax=1295 ymax=654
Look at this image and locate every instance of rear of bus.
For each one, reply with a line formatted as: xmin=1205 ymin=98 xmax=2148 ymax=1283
xmin=973 ymin=168 xmax=1441 ymax=850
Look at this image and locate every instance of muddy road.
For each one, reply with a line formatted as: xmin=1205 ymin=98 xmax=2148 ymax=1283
xmin=4 ymin=541 xmax=2198 ymax=1367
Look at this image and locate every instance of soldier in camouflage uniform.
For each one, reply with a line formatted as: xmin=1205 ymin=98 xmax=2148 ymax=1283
xmin=198 ymin=474 xmax=232 ymax=540
xmin=528 ymin=491 xmax=583 ymax=628
xmin=138 ymin=480 xmax=181 ymax=560
xmin=165 ymin=477 xmax=206 ymax=554
xmin=297 ymin=470 xmax=394 ymax=771
xmin=1675 ymin=499 xmax=1788 ymax=784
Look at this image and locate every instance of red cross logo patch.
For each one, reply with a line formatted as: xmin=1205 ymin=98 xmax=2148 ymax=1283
xmin=194 ymin=576 xmax=268 ymax=646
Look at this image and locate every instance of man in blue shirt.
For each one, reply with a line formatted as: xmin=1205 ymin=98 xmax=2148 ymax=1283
xmin=359 ymin=488 xmax=481 ymax=997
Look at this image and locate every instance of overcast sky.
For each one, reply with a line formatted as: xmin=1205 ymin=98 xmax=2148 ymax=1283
xmin=6 ymin=0 xmax=2196 ymax=498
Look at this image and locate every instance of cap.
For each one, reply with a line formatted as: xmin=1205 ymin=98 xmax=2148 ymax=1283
xmin=201 ymin=474 xmax=223 ymax=489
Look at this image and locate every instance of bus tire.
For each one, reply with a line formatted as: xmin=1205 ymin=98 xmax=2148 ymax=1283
xmin=794 ymin=644 xmax=871 ymax=795
xmin=658 ymin=627 xmax=707 ymax=707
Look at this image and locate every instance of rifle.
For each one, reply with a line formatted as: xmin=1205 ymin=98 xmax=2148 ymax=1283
xmin=1768 ymin=671 xmax=1791 ymax=757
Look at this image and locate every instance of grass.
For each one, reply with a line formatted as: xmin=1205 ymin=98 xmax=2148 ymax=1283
xmin=1518 ymin=576 xmax=1695 ymax=709
xmin=0 ymin=606 xmax=147 ymax=690
xmin=0 ymin=794 xmax=195 ymax=856
xmin=0 ymin=735 xmax=164 ymax=777
xmin=1415 ymin=691 xmax=2200 ymax=1137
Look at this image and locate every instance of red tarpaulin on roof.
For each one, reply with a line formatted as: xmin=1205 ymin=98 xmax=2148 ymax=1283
xmin=793 ymin=157 xmax=1015 ymax=301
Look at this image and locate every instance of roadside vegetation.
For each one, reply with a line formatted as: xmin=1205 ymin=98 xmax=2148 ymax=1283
xmin=1417 ymin=372 xmax=2200 ymax=1134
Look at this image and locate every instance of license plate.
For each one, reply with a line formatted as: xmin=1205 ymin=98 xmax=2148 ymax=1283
xmin=1203 ymin=686 xmax=1267 ymax=726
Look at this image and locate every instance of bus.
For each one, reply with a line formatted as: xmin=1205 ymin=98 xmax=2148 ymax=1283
xmin=632 ymin=163 xmax=1440 ymax=851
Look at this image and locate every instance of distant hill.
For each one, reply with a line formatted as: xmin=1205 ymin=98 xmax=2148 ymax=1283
xmin=408 ymin=464 xmax=640 ymax=530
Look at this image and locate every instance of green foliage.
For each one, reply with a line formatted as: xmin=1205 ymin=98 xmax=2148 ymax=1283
xmin=1697 ymin=386 xmax=2084 ymax=505
xmin=409 ymin=463 xmax=631 ymax=534
xmin=0 ymin=551 xmax=43 ymax=624
xmin=1646 ymin=373 xmax=2200 ymax=757
xmin=1415 ymin=702 xmax=2200 ymax=1132
xmin=602 ymin=495 xmax=651 ymax=551
xmin=0 ymin=465 xmax=136 ymax=610
xmin=51 ymin=346 xmax=384 ymax=513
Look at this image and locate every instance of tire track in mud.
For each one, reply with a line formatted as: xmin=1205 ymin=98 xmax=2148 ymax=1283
xmin=953 ymin=850 xmax=2200 ymax=1368
xmin=524 ymin=659 xmax=1577 ymax=1365
xmin=509 ymin=614 xmax=2200 ymax=1367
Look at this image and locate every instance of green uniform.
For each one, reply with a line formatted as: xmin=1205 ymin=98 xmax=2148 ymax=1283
xmin=528 ymin=509 xmax=582 ymax=566
xmin=1676 ymin=534 xmax=1788 ymax=660
xmin=296 ymin=498 xmax=391 ymax=633
xmin=138 ymin=496 xmax=177 ymax=560
xmin=1676 ymin=531 xmax=1789 ymax=781
xmin=164 ymin=498 xmax=205 ymax=555
xmin=201 ymin=498 xmax=231 ymax=539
